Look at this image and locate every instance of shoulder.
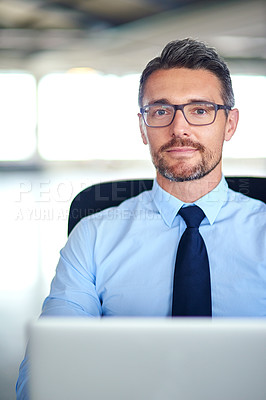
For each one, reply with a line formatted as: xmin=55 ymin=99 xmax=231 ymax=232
xmin=227 ymin=188 xmax=266 ymax=212
xmin=224 ymin=189 xmax=266 ymax=232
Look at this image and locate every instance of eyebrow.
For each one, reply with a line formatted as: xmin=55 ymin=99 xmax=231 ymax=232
xmin=146 ymin=98 xmax=213 ymax=106
xmin=148 ymin=99 xmax=170 ymax=105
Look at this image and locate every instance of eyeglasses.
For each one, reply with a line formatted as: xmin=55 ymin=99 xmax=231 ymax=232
xmin=140 ymin=101 xmax=231 ymax=127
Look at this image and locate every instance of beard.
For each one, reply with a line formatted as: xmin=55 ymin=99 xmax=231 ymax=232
xmin=150 ymin=136 xmax=222 ymax=182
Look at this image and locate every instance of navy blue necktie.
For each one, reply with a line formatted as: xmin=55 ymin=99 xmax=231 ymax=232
xmin=172 ymin=205 xmax=212 ymax=316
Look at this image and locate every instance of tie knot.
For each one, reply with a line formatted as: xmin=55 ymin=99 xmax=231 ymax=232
xmin=178 ymin=205 xmax=205 ymax=228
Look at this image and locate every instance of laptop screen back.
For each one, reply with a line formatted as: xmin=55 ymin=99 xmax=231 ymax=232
xmin=29 ymin=318 xmax=266 ymax=400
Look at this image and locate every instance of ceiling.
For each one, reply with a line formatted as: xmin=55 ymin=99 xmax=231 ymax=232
xmin=0 ymin=0 xmax=265 ymax=77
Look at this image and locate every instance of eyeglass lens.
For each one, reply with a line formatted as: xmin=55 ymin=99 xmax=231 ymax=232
xmin=143 ymin=102 xmax=216 ymax=126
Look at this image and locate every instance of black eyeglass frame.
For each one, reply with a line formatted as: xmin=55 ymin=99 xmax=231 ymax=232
xmin=140 ymin=101 xmax=232 ymax=127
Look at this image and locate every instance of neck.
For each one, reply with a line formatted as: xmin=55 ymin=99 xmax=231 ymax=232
xmin=156 ymin=167 xmax=222 ymax=203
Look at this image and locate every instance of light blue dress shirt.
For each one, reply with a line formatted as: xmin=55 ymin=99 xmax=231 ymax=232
xmin=16 ymin=176 xmax=266 ymax=399
xmin=41 ymin=176 xmax=266 ymax=318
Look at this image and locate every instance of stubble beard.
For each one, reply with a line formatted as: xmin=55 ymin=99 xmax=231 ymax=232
xmin=150 ymin=137 xmax=222 ymax=182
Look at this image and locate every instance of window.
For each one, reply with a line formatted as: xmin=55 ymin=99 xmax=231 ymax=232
xmin=0 ymin=73 xmax=36 ymax=161
xmin=223 ymin=75 xmax=266 ymax=158
xmin=1 ymin=72 xmax=265 ymax=162
xmin=38 ymin=72 xmax=147 ymax=160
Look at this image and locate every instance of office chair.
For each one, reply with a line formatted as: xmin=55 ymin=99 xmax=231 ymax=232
xmin=68 ymin=177 xmax=266 ymax=235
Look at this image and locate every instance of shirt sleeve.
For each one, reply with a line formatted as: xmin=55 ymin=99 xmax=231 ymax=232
xmin=42 ymin=217 xmax=102 ymax=317
xmin=16 ymin=346 xmax=30 ymax=400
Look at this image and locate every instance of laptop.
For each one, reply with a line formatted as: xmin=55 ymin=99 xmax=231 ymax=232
xmin=29 ymin=318 xmax=266 ymax=400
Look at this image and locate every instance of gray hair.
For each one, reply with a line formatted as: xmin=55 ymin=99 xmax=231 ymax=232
xmin=138 ymin=38 xmax=235 ymax=108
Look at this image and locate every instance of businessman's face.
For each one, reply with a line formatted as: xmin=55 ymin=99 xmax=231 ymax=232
xmin=138 ymin=68 xmax=238 ymax=183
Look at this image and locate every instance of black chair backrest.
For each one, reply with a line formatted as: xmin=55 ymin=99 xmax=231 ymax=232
xmin=68 ymin=177 xmax=266 ymax=235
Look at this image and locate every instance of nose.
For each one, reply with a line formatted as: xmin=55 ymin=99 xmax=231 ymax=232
xmin=170 ymin=109 xmax=190 ymax=137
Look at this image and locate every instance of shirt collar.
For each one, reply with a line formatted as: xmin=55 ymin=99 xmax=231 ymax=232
xmin=194 ymin=176 xmax=228 ymax=225
xmin=151 ymin=176 xmax=228 ymax=227
xmin=151 ymin=179 xmax=184 ymax=227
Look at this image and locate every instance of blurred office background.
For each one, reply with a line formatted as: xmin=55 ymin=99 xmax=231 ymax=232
xmin=0 ymin=0 xmax=265 ymax=398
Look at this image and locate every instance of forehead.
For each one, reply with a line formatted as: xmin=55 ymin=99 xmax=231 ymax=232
xmin=143 ymin=68 xmax=223 ymax=104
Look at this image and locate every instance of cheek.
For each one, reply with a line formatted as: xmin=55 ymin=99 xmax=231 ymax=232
xmin=202 ymin=128 xmax=225 ymax=153
xmin=146 ymin=134 xmax=166 ymax=153
xmin=146 ymin=126 xmax=172 ymax=148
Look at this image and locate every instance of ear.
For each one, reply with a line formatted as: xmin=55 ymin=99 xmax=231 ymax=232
xmin=138 ymin=113 xmax=148 ymax=145
xmin=224 ymin=108 xmax=239 ymax=141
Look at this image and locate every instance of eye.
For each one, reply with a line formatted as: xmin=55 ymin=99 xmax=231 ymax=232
xmin=191 ymin=106 xmax=209 ymax=115
xmin=149 ymin=105 xmax=173 ymax=118
xmin=194 ymin=108 xmax=206 ymax=115
xmin=155 ymin=108 xmax=167 ymax=116
xmin=187 ymin=103 xmax=214 ymax=117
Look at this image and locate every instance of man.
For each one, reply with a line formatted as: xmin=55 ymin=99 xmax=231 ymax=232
xmin=17 ymin=38 xmax=266 ymax=399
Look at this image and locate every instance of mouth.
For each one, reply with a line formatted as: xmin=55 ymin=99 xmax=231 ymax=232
xmin=160 ymin=137 xmax=204 ymax=153
xmin=166 ymin=146 xmax=198 ymax=155
xmin=167 ymin=146 xmax=197 ymax=152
